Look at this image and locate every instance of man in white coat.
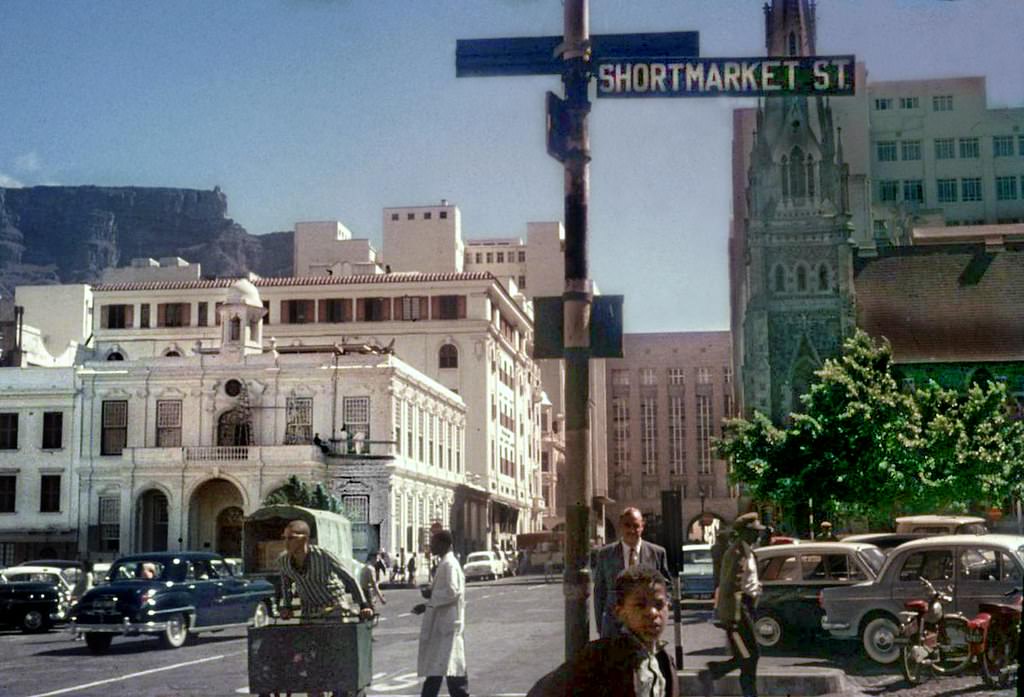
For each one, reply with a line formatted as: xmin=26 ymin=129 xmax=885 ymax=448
xmin=412 ymin=530 xmax=469 ymax=697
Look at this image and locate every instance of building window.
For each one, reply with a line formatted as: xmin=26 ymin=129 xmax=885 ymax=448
xmin=439 ymin=344 xmax=458 ymax=369
xmin=796 ymin=264 xmax=808 ymax=292
xmin=961 ymin=177 xmax=983 ymax=202
xmin=407 ymin=213 xmax=414 ymax=220
xmin=139 ymin=304 xmax=151 ymax=328
xmin=934 ymin=138 xmax=955 ymax=160
xmin=696 ymin=394 xmax=713 ymax=474
xmin=774 ymin=264 xmax=786 ymax=292
xmin=518 ymin=251 xmax=526 ymax=262
xmin=40 ymin=475 xmax=60 ymax=513
xmin=197 ymin=302 xmax=208 ymax=326
xmin=496 ymin=252 xmax=504 ymax=263
xmin=697 ymin=367 xmax=712 ymax=384
xmin=102 ymin=304 xmax=133 ymax=329
xmin=155 ymin=400 xmax=182 ymax=447
xmin=901 ymin=140 xmax=921 ymax=161
xmin=932 ymin=95 xmax=953 ymax=112
xmin=611 ymin=370 xmax=630 ymax=388
xmin=344 ymin=397 xmax=370 ymax=451
xmin=393 ymin=399 xmax=402 ymax=454
xmin=640 ymin=398 xmax=657 ymax=475
xmin=435 ymin=295 xmax=465 ymax=320
xmin=283 ymin=299 xmax=315 ymax=324
xmin=391 ymin=213 xmax=399 ymax=221
xmin=669 ymin=396 xmax=685 ymax=475
xmin=903 ymin=179 xmax=924 ymax=204
xmin=612 ymin=397 xmax=629 ymax=473
xmin=424 ymin=212 xmax=432 ymax=220
xmin=996 ymin=176 xmax=1019 ymax=201
xmin=440 ymin=211 xmax=448 ymax=219
xmin=937 ymin=178 xmax=958 ymax=203
xmin=0 ymin=476 xmax=14 ymax=512
xmin=518 ymin=275 xmax=526 ymax=288
xmin=817 ymin=264 xmax=830 ymax=291
xmin=99 ymin=495 xmax=120 ymax=552
xmin=401 ymin=296 xmax=427 ymax=321
xmin=959 ymin=137 xmax=980 ymax=159
xmin=899 ymin=96 xmax=919 ymax=109
xmin=640 ymin=368 xmax=657 ymax=386
xmin=876 ymin=141 xmax=897 ymax=162
xmin=101 ymin=400 xmax=128 ymax=456
xmin=358 ymin=297 xmax=390 ymax=322
xmin=878 ymin=180 xmax=899 ymax=202
xmin=486 ymin=252 xmax=493 ymax=263
xmin=994 ymin=135 xmax=1015 ymax=158
xmin=475 ymin=253 xmax=482 ymax=264
xmin=285 ymin=397 xmax=312 ymax=445
xmin=42 ymin=411 xmax=63 ymax=449
xmin=873 ymin=97 xmax=892 ymax=111
xmin=229 ymin=317 xmax=241 ymax=341
xmin=668 ymin=368 xmax=685 ymax=386
xmin=427 ymin=414 xmax=435 ymax=466
xmin=158 ymin=302 xmax=190 ymax=327
xmin=0 ymin=542 xmax=13 ymax=566
xmin=873 ymin=220 xmax=888 ymax=238
xmin=0 ymin=413 xmax=17 ymax=450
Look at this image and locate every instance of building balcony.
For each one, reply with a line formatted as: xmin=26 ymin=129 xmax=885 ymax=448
xmin=121 ymin=444 xmax=324 ymax=466
xmin=320 ymin=439 xmax=398 ymax=459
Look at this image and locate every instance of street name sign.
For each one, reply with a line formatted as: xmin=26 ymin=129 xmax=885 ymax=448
xmin=596 ymin=55 xmax=855 ymax=97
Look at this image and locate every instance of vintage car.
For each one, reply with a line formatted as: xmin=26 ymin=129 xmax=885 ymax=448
xmin=839 ymin=532 xmax=932 ymax=551
xmin=681 ymin=544 xmax=715 ymax=599
xmin=894 ymin=515 xmax=987 ymax=535
xmin=70 ymin=551 xmax=275 ymax=654
xmin=0 ymin=575 xmax=69 ymax=632
xmin=1 ymin=565 xmax=75 ymax=606
xmin=821 ymin=534 xmax=1024 ymax=664
xmin=463 ymin=551 xmax=504 ymax=581
xmin=752 ymin=542 xmax=885 ymax=647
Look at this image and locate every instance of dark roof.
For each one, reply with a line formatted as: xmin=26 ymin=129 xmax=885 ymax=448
xmin=855 ymin=244 xmax=1024 ymax=363
xmin=92 ymin=272 xmax=496 ymax=292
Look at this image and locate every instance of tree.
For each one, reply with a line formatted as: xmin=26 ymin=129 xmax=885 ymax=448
xmin=719 ymin=330 xmax=1024 ymax=531
xmin=263 ymin=474 xmax=343 ymax=514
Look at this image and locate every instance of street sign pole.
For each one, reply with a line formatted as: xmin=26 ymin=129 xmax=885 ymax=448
xmin=560 ymin=0 xmax=593 ymax=660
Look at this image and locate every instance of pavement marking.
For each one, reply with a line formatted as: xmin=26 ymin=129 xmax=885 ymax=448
xmin=527 ymin=584 xmax=547 ymax=590
xmin=26 ymin=653 xmax=233 ymax=697
xmin=397 ymin=612 xmax=412 ymax=617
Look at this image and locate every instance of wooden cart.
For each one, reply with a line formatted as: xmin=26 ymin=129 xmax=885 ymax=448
xmin=247 ymin=620 xmax=372 ymax=696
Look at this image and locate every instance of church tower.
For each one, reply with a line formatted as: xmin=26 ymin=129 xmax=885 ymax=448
xmin=741 ymin=0 xmax=856 ymax=422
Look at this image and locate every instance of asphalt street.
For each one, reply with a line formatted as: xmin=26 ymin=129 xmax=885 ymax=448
xmin=0 ymin=575 xmax=1016 ymax=697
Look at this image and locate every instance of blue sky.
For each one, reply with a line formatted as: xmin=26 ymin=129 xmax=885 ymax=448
xmin=2 ymin=0 xmax=1021 ymax=332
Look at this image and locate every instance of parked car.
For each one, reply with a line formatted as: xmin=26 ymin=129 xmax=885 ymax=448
xmin=0 ymin=575 xmax=69 ymax=632
xmin=839 ymin=533 xmax=933 ymax=551
xmin=1 ymin=565 xmax=75 ymax=607
xmin=681 ymin=544 xmax=715 ymax=599
xmin=821 ymin=534 xmax=1024 ymax=664
xmin=894 ymin=515 xmax=987 ymax=535
xmin=463 ymin=551 xmax=504 ymax=581
xmin=752 ymin=542 xmax=885 ymax=647
xmin=70 ymin=551 xmax=275 ymax=654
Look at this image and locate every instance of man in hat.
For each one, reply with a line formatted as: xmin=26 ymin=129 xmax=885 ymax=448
xmin=818 ymin=521 xmax=838 ymax=541
xmin=699 ymin=512 xmax=765 ymax=697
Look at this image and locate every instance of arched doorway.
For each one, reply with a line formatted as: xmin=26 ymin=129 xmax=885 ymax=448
xmin=136 ymin=489 xmax=169 ymax=552
xmin=188 ymin=479 xmax=244 ymax=554
xmin=217 ymin=408 xmax=252 ymax=446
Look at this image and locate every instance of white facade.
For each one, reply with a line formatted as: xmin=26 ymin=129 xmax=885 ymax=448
xmin=382 ymin=201 xmax=464 ymax=275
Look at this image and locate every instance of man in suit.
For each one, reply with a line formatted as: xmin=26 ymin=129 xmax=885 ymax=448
xmin=593 ymin=507 xmax=671 ymax=639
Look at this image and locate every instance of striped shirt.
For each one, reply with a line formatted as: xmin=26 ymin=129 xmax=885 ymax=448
xmin=278 ymin=545 xmax=368 ymax=616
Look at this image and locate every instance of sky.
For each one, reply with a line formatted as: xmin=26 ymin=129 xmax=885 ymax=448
xmin=2 ymin=0 xmax=1021 ymax=333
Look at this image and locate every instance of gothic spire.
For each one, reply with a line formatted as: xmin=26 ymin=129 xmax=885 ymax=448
xmin=763 ymin=0 xmax=817 ymax=56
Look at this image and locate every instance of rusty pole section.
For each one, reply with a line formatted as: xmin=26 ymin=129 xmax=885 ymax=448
xmin=560 ymin=0 xmax=593 ymax=660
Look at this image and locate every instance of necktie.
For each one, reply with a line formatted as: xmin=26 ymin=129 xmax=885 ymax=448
xmin=629 ymin=547 xmax=637 ymax=568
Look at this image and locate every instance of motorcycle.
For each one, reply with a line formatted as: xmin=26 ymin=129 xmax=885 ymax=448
xmin=898 ymin=577 xmax=972 ymax=685
xmin=966 ymin=587 xmax=1021 ymax=689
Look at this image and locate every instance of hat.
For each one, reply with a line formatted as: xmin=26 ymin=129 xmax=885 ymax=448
xmin=733 ymin=512 xmax=767 ymax=532
xmin=820 ymin=521 xmax=833 ymax=528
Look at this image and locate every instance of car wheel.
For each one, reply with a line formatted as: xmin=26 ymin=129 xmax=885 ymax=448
xmin=160 ymin=612 xmax=190 ymax=649
xmin=251 ymin=602 xmax=269 ymax=628
xmin=20 ymin=609 xmax=49 ymax=633
xmin=862 ymin=615 xmax=901 ymax=664
xmin=754 ymin=613 xmax=784 ymax=648
xmin=85 ymin=633 xmax=113 ymax=654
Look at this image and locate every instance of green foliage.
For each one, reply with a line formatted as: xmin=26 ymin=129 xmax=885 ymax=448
xmin=718 ymin=330 xmax=1024 ymax=531
xmin=263 ymin=475 xmax=343 ymax=514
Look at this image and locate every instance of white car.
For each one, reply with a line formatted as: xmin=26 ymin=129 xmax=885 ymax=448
xmin=463 ymin=551 xmax=504 ymax=581
xmin=0 ymin=565 xmax=74 ymax=610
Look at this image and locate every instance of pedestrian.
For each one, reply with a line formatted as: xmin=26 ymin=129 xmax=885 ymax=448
xmin=312 ymin=432 xmax=329 ymax=454
xmin=375 ymin=552 xmax=388 ymax=582
xmin=412 ymin=530 xmax=468 ymax=697
xmin=698 ymin=512 xmax=766 ymax=697
xmin=407 ymin=552 xmax=418 ymax=586
xmin=592 ymin=507 xmax=671 ymax=638
xmin=526 ymin=566 xmax=677 ymax=696
xmin=817 ymin=521 xmax=838 ymax=541
xmin=359 ymin=551 xmax=387 ymax=611
xmin=392 ymin=555 xmax=402 ymax=584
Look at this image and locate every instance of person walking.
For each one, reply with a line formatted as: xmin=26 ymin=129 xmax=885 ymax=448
xmin=359 ymin=552 xmax=387 ymax=611
xmin=407 ymin=552 xmax=418 ymax=586
xmin=592 ymin=507 xmax=671 ymax=638
xmin=412 ymin=530 xmax=469 ymax=697
xmin=698 ymin=512 xmax=765 ymax=697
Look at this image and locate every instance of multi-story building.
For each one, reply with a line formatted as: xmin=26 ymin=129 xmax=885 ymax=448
xmin=604 ymin=332 xmax=735 ymax=542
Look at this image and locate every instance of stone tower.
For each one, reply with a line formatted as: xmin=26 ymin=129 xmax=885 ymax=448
xmin=741 ymin=0 xmax=856 ymax=422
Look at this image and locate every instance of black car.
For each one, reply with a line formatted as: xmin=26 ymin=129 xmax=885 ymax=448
xmin=70 ymin=551 xmax=275 ymax=654
xmin=0 ymin=579 xmax=68 ymax=632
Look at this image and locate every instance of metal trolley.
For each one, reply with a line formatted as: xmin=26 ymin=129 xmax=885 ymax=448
xmin=247 ymin=618 xmax=373 ymax=697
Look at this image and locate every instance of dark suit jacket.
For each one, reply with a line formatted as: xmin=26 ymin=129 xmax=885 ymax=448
xmin=592 ymin=540 xmax=671 ymax=638
xmin=526 ymin=635 xmax=678 ymax=697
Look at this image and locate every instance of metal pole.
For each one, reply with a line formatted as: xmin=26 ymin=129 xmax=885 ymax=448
xmin=561 ymin=0 xmax=593 ymax=660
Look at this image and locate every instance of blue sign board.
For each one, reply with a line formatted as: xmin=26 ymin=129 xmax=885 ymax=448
xmin=596 ymin=55 xmax=855 ymax=97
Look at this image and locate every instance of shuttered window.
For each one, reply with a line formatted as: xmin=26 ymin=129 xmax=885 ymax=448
xmin=101 ymin=400 xmax=128 ymax=455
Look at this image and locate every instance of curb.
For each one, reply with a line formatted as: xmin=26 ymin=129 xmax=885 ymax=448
xmin=677 ymin=668 xmax=849 ymax=696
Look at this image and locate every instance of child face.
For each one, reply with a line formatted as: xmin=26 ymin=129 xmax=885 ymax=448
xmin=614 ymin=582 xmax=669 ymax=645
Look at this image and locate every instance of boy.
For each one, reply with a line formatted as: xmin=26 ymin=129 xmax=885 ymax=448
xmin=527 ymin=566 xmax=677 ymax=697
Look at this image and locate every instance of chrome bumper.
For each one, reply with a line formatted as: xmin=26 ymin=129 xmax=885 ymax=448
xmin=821 ymin=617 xmax=853 ymax=635
xmin=70 ymin=618 xmax=169 ymax=635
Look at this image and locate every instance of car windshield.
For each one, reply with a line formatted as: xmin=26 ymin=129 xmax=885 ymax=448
xmin=2 ymin=572 xmax=61 ymax=584
xmin=109 ymin=560 xmax=168 ymax=581
xmin=683 ymin=549 xmax=713 ymax=565
xmin=466 ymin=553 xmax=492 ymax=563
xmin=859 ymin=547 xmax=886 ymax=576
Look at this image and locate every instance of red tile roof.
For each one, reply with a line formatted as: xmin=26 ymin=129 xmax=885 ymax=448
xmin=93 ymin=272 xmax=497 ymax=292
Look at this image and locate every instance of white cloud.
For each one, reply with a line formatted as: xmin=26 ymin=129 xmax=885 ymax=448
xmin=14 ymin=151 xmax=41 ymax=172
xmin=0 ymin=173 xmax=23 ymax=188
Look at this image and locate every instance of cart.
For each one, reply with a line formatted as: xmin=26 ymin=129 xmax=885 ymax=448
xmin=247 ymin=618 xmax=372 ymax=696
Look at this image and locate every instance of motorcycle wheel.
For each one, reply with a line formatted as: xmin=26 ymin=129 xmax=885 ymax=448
xmin=981 ymin=632 xmax=1013 ymax=689
xmin=933 ymin=614 xmax=972 ymax=675
xmin=901 ymin=642 xmax=926 ymax=686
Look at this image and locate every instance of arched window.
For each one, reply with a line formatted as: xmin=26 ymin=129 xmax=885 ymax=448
xmin=789 ymin=147 xmax=806 ymax=197
xmin=806 ymin=155 xmax=816 ymax=197
xmin=818 ymin=264 xmax=830 ymax=292
xmin=780 ymin=156 xmax=790 ymax=198
xmin=439 ymin=344 xmax=458 ymax=369
xmin=773 ymin=265 xmax=786 ymax=293
xmin=788 ymin=32 xmax=798 ymax=57
xmin=796 ymin=265 xmax=807 ymax=292
xmin=107 ymin=351 xmax=124 ymax=361
xmin=164 ymin=350 xmax=181 ymax=358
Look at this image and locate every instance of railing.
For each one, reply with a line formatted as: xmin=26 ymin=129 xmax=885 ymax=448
xmin=184 ymin=446 xmax=252 ymax=461
xmin=122 ymin=444 xmax=323 ymax=465
xmin=321 ymin=439 xmax=398 ymax=459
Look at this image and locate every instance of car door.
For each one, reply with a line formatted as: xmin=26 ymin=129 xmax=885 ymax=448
xmin=798 ymin=551 xmax=871 ymax=633
xmin=185 ymin=559 xmax=228 ymax=627
xmin=954 ymin=545 xmax=1022 ymax=617
xmin=209 ymin=557 xmax=255 ymax=624
xmin=890 ymin=546 xmax=955 ymax=611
